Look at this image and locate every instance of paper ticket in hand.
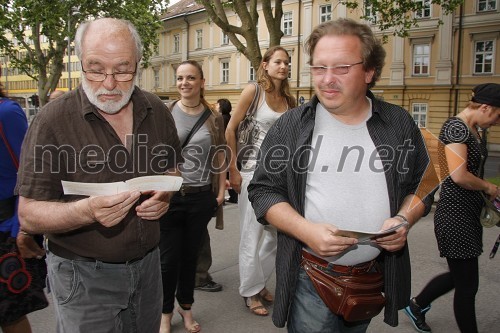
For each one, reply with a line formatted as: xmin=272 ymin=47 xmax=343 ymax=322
xmin=61 ymin=175 xmax=183 ymax=196
xmin=334 ymin=222 xmax=407 ymax=243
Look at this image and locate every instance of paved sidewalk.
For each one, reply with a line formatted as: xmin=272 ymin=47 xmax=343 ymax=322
xmin=24 ymin=203 xmax=500 ymax=332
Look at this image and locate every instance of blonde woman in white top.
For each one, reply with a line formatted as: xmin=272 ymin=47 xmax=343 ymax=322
xmin=226 ymin=46 xmax=296 ymax=316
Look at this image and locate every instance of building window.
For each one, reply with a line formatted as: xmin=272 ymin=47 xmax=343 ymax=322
xmin=415 ymin=0 xmax=431 ymax=19
xmin=154 ymin=68 xmax=160 ymax=88
xmin=412 ymin=103 xmax=428 ymax=128
xmin=364 ymin=1 xmax=377 ymax=23
xmin=249 ymin=63 xmax=256 ymax=81
xmin=222 ymin=32 xmax=229 ymax=45
xmin=478 ymin=0 xmax=497 ymax=11
xmin=282 ymin=12 xmax=293 ymax=36
xmin=474 ymin=40 xmax=494 ymax=74
xmin=196 ymin=29 xmax=203 ymax=49
xmin=288 ymin=63 xmax=292 ymax=79
xmin=320 ymin=5 xmax=332 ymax=23
xmin=137 ymin=70 xmax=143 ymax=88
xmin=221 ymin=61 xmax=229 ymax=83
xmin=173 ymin=34 xmax=180 ymax=54
xmin=413 ymin=44 xmax=430 ymax=76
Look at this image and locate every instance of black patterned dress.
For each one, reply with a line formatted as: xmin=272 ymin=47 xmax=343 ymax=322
xmin=434 ymin=117 xmax=487 ymax=259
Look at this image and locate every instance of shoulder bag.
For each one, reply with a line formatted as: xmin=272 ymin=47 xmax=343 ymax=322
xmin=165 ymin=100 xmax=211 ymax=149
xmin=476 ymin=129 xmax=499 ymax=228
xmin=480 ymin=192 xmax=500 ymax=228
xmin=236 ymin=83 xmax=262 ymax=164
xmin=0 ymin=115 xmax=48 ymax=325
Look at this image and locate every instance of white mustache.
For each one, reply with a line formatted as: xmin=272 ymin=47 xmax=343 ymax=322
xmin=96 ymin=89 xmax=122 ymax=96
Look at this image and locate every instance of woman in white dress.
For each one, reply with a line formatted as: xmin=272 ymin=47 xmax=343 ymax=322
xmin=226 ymin=46 xmax=296 ymax=316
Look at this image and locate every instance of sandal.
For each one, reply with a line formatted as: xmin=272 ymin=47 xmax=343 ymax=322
xmin=177 ymin=308 xmax=201 ymax=333
xmin=259 ymin=287 xmax=274 ymax=304
xmin=244 ymin=295 xmax=269 ymax=316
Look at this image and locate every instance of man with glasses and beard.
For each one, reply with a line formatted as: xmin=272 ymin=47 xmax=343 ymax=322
xmin=15 ymin=18 xmax=182 ymax=333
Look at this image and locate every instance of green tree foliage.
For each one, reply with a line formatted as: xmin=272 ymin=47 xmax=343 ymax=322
xmin=0 ymin=0 xmax=167 ymax=106
xmin=197 ymin=0 xmax=464 ymax=70
xmin=342 ymin=0 xmax=465 ymax=39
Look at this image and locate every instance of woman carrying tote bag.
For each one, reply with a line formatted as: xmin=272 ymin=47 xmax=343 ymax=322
xmin=225 ymin=46 xmax=296 ymax=316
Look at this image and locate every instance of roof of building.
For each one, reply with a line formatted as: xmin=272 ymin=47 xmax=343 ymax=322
xmin=161 ymin=0 xmax=205 ymax=20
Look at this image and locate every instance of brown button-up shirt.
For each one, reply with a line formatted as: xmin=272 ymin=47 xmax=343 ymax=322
xmin=16 ymin=86 xmax=182 ymax=262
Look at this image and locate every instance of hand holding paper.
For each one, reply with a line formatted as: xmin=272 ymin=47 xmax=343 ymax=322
xmin=62 ymin=175 xmax=183 ymax=196
xmin=334 ymin=222 xmax=408 ymax=243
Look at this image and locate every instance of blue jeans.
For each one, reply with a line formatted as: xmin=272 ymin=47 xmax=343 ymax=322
xmin=46 ymin=248 xmax=162 ymax=333
xmin=287 ymin=267 xmax=371 ymax=333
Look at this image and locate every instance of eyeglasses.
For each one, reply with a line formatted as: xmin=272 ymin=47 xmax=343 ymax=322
xmin=81 ymin=62 xmax=137 ymax=82
xmin=309 ymin=62 xmax=363 ymax=76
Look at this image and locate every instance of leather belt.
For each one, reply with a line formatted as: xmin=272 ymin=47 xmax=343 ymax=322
xmin=301 ymin=249 xmax=374 ymax=275
xmin=179 ymin=184 xmax=211 ymax=196
xmin=48 ymin=240 xmax=154 ymax=265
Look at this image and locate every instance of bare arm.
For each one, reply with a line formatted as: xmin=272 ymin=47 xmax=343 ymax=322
xmin=216 ymin=150 xmax=227 ymax=205
xmin=265 ymin=202 xmax=358 ymax=257
xmin=225 ymin=84 xmax=258 ymax=193
xmin=445 ymin=143 xmax=497 ymax=198
xmin=374 ymin=194 xmax=425 ymax=252
xmin=18 ymin=190 xmax=141 ymax=234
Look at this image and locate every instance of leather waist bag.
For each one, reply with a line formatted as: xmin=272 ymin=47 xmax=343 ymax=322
xmin=301 ymin=253 xmax=385 ymax=322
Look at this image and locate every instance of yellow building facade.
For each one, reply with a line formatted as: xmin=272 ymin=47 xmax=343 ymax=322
xmin=143 ymin=0 xmax=500 ymax=150
xmin=1 ymin=0 xmax=500 ymax=149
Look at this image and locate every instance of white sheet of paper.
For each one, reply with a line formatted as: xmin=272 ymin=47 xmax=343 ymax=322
xmin=61 ymin=175 xmax=183 ymax=196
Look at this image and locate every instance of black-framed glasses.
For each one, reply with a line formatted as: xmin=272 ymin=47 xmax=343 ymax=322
xmin=81 ymin=62 xmax=137 ymax=82
xmin=309 ymin=61 xmax=364 ymax=76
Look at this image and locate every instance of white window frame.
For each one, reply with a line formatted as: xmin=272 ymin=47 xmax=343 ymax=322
xmin=137 ymin=69 xmax=143 ymax=88
xmin=154 ymin=68 xmax=160 ymax=88
xmin=319 ymin=5 xmax=332 ymax=23
xmin=221 ymin=32 xmax=229 ymax=45
xmin=364 ymin=1 xmax=377 ymax=23
xmin=282 ymin=12 xmax=293 ymax=36
xmin=220 ymin=60 xmax=229 ymax=84
xmin=413 ymin=44 xmax=430 ymax=76
xmin=412 ymin=103 xmax=428 ymax=128
xmin=477 ymin=0 xmax=497 ymax=12
xmin=248 ymin=63 xmax=256 ymax=81
xmin=288 ymin=63 xmax=292 ymax=79
xmin=474 ymin=39 xmax=495 ymax=74
xmin=196 ymin=29 xmax=203 ymax=49
xmin=415 ymin=0 xmax=431 ymax=19
xmin=173 ymin=34 xmax=180 ymax=54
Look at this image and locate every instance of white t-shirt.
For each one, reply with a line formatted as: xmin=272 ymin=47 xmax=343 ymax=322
xmin=304 ymin=100 xmax=391 ymax=266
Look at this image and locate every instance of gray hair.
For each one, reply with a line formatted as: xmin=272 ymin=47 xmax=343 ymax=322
xmin=75 ymin=18 xmax=143 ymax=62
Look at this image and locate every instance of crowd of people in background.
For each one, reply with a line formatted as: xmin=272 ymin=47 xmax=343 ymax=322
xmin=0 ymin=14 xmax=498 ymax=333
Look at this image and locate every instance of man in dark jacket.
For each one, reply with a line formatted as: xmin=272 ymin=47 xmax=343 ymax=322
xmin=248 ymin=18 xmax=438 ymax=332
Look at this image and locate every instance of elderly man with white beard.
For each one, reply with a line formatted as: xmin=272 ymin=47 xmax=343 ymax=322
xmin=15 ymin=18 xmax=182 ymax=333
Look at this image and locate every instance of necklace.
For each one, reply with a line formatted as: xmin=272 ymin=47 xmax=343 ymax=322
xmin=180 ymin=100 xmax=201 ymax=108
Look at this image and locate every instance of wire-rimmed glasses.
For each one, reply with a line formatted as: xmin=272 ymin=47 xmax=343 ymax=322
xmin=81 ymin=62 xmax=137 ymax=82
xmin=309 ymin=61 xmax=364 ymax=76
